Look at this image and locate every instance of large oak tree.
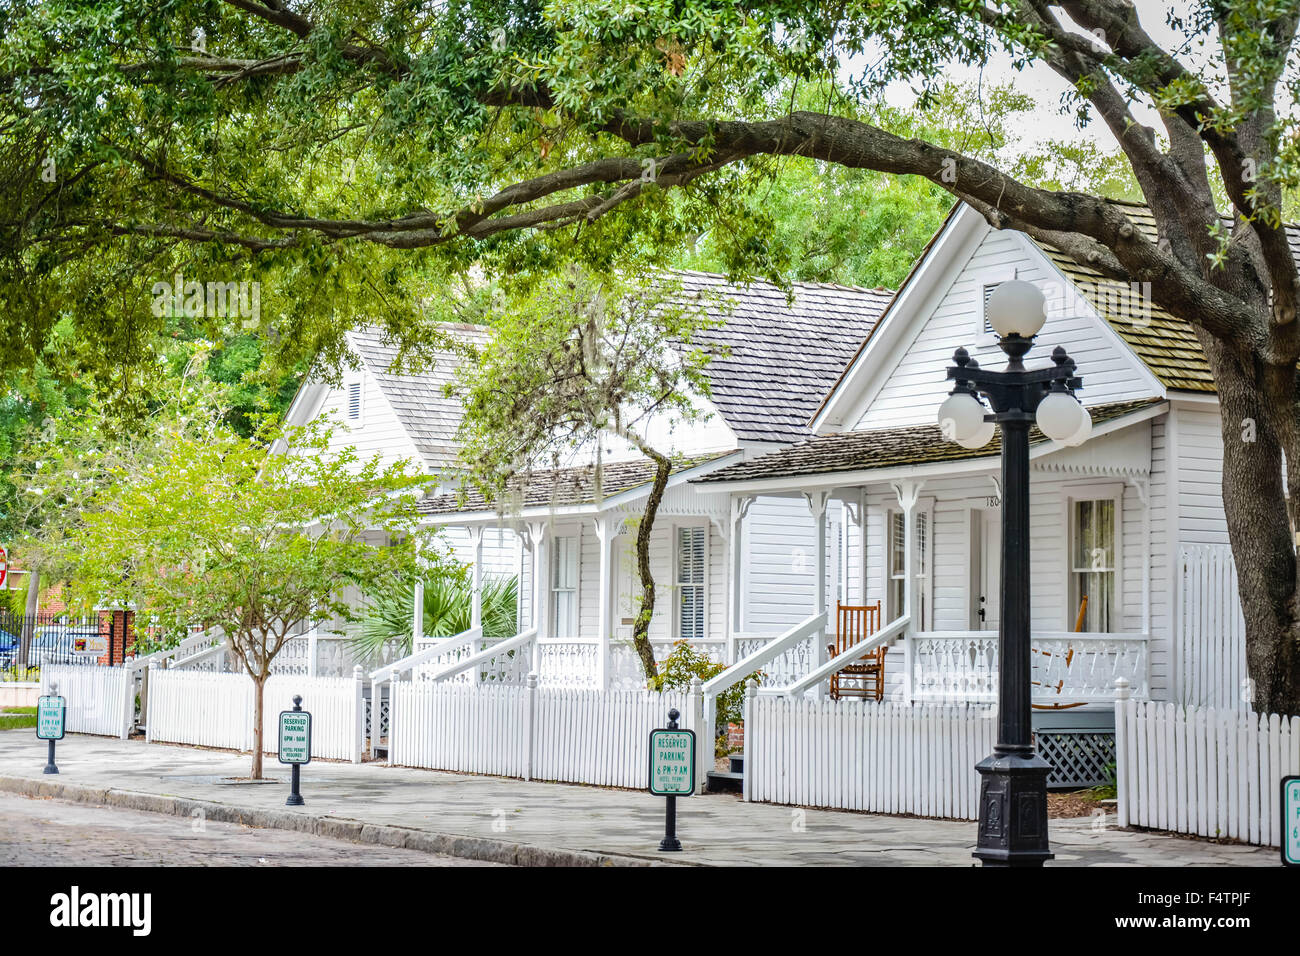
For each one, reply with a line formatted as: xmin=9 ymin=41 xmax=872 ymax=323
xmin=4 ymin=0 xmax=1300 ymax=711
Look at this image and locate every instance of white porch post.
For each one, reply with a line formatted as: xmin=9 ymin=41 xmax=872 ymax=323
xmin=469 ymin=525 xmax=485 ymax=629
xmin=803 ymin=490 xmax=831 ymax=700
xmin=412 ymin=580 xmax=424 ymax=646
xmin=727 ymin=496 xmax=753 ymax=665
xmin=892 ymin=479 xmax=924 ymax=703
xmin=593 ymin=515 xmax=617 ymax=691
xmin=527 ymin=520 xmax=550 ymax=675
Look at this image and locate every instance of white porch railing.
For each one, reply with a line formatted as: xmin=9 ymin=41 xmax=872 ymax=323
xmin=785 ymin=615 xmax=911 ymax=698
xmin=908 ymin=630 xmax=1149 ymax=704
xmin=697 ymin=610 xmax=829 ymax=787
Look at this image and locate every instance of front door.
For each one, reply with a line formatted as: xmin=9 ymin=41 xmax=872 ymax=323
xmin=971 ymin=508 xmax=1001 ymax=631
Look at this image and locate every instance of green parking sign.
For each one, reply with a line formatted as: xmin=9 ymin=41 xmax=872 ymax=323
xmin=1284 ymin=776 xmax=1300 ymax=867
xmin=277 ymin=709 xmax=312 ymax=765
xmin=648 ymin=728 xmax=695 ymax=797
xmin=36 ymin=695 xmax=65 ymax=741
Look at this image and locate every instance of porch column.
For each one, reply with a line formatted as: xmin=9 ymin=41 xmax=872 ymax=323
xmin=892 ymin=480 xmax=924 ymax=702
xmin=593 ymin=515 xmax=617 ymax=691
xmin=803 ymin=490 xmax=831 ymax=700
xmin=527 ymin=521 xmax=550 ymax=675
xmin=727 ymin=496 xmax=753 ymax=665
xmin=468 ymin=525 xmax=485 ymax=629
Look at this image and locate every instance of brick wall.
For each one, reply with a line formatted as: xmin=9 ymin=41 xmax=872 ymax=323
xmin=96 ymin=609 xmax=137 ymax=665
xmin=726 ymin=721 xmax=744 ymax=752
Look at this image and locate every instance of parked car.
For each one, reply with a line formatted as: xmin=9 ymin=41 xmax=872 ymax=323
xmin=29 ymin=627 xmax=100 ymax=667
xmin=0 ymin=628 xmax=18 ymax=667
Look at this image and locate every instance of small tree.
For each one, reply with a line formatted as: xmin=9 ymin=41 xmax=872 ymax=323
xmin=453 ymin=267 xmax=720 ymax=681
xmin=37 ymin=384 xmax=438 ymax=778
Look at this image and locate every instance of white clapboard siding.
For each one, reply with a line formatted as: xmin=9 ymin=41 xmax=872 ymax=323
xmin=1179 ymin=545 xmax=1249 ymax=711
xmin=147 ymin=670 xmax=360 ymax=760
xmin=744 ymin=695 xmax=995 ymax=820
xmin=41 ymin=666 xmax=131 ymax=738
xmin=390 ymin=683 xmax=692 ymax=788
xmin=1116 ymin=696 xmax=1299 ymax=846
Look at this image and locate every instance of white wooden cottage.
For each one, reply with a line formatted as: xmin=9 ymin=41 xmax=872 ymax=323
xmin=693 ymin=201 xmax=1249 ymax=774
xmin=282 ymin=274 xmax=893 ymax=687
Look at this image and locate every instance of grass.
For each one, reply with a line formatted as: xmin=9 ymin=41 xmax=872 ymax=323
xmin=0 ymin=706 xmax=37 ymax=730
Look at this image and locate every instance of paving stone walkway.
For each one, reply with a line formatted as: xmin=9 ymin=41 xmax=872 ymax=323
xmin=0 ymin=731 xmax=1276 ymax=866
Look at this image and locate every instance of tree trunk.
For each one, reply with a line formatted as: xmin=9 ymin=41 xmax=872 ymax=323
xmin=1197 ymin=329 xmax=1300 ymax=715
xmin=17 ymin=566 xmax=38 ymax=673
xmin=631 ymin=455 xmax=674 ymax=683
xmin=251 ymin=673 xmax=265 ymax=780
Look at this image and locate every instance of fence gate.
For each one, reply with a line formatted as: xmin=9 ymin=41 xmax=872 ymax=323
xmin=1178 ymin=545 xmax=1248 ymax=711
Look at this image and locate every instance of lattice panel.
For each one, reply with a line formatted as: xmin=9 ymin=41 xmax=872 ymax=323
xmin=1036 ymin=730 xmax=1116 ymax=789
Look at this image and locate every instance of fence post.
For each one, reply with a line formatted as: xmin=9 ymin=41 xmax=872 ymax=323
xmin=351 ymin=665 xmax=364 ymax=765
xmin=120 ymin=665 xmax=133 ymax=740
xmin=1114 ymin=677 xmax=1131 ymax=828
xmin=308 ymin=630 xmax=319 ymax=678
xmin=743 ymin=679 xmax=758 ymax=802
xmin=145 ymin=663 xmax=155 ymax=744
xmin=525 ymin=671 xmax=538 ymax=782
xmin=386 ymin=675 xmax=397 ymax=766
xmin=688 ymin=677 xmax=706 ymax=791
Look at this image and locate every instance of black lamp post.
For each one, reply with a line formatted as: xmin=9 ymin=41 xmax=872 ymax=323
xmin=938 ymin=280 xmax=1091 ymax=867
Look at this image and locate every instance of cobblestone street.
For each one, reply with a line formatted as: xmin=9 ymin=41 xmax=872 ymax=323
xmin=0 ymin=792 xmax=502 ymax=867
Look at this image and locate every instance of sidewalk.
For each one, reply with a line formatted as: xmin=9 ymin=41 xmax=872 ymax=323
xmin=0 ymin=731 xmax=1276 ymax=867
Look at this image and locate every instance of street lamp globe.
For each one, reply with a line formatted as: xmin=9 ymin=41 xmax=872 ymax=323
xmin=986 ymin=279 xmax=1047 ymax=339
xmin=955 ymin=419 xmax=996 ymax=450
xmin=1036 ymin=390 xmax=1086 ymax=441
xmin=938 ymin=391 xmax=988 ymax=442
xmin=1063 ymin=405 xmax=1093 ymax=447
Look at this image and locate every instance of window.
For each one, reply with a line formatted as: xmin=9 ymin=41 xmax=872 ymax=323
xmin=676 ymin=526 xmax=706 ymax=641
xmin=346 ymin=380 xmax=362 ymax=422
xmin=551 ymin=535 xmax=578 ymax=638
xmin=1070 ymin=499 xmax=1116 ymax=632
xmin=887 ymin=510 xmax=929 ymax=628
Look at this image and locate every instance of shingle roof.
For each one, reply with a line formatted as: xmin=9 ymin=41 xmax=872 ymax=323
xmin=694 ymin=399 xmax=1163 ymax=485
xmin=350 ymin=274 xmax=893 ymax=463
xmin=1034 ymin=200 xmax=1300 ymax=394
xmin=671 ymin=271 xmax=892 ymax=442
xmin=420 ymin=453 xmax=733 ymax=516
xmin=346 ymin=325 xmax=490 ymax=471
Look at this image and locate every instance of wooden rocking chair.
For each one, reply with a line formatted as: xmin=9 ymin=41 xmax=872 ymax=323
xmin=828 ymin=601 xmax=885 ymax=701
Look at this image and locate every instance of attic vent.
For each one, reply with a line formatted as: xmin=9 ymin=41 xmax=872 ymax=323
xmin=981 ymin=284 xmax=997 ymax=334
xmin=346 ymin=380 xmax=362 ymax=421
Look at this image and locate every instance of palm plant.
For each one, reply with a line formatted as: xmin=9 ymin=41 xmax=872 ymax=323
xmin=353 ymin=571 xmax=519 ymax=660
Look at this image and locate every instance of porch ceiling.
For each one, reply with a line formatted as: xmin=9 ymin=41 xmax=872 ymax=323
xmin=693 ymin=398 xmax=1164 ymax=486
xmin=419 ymin=451 xmax=736 ymax=518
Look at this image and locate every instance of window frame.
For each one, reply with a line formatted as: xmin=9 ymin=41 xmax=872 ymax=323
xmin=550 ymin=532 xmax=581 ymax=639
xmin=1063 ymin=483 xmax=1124 ymax=633
xmin=883 ymin=502 xmax=933 ymax=629
xmin=674 ymin=522 xmax=709 ymax=643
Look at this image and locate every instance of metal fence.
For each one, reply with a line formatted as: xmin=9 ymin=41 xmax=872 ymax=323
xmin=0 ymin=611 xmax=106 ymax=681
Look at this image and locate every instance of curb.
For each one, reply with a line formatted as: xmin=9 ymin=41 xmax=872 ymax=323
xmin=0 ymin=775 xmax=670 ymax=868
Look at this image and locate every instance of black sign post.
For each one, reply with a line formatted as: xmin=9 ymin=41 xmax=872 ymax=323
xmin=36 ymin=690 xmax=66 ymax=775
xmin=278 ymin=696 xmax=312 ymax=807
xmin=648 ymin=707 xmax=695 ymax=852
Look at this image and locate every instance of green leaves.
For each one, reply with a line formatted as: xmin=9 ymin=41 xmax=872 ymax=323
xmin=19 ymin=374 xmax=442 ymax=676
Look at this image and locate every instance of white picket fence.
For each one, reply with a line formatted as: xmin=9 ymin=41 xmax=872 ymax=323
xmin=1179 ymin=545 xmax=1249 ymax=711
xmin=390 ymin=679 xmax=694 ymax=788
xmin=743 ymin=687 xmax=997 ymax=819
xmin=41 ymin=665 xmax=132 ymax=738
xmin=147 ymin=669 xmax=363 ymax=762
xmin=1115 ymin=681 xmax=1300 ymax=846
